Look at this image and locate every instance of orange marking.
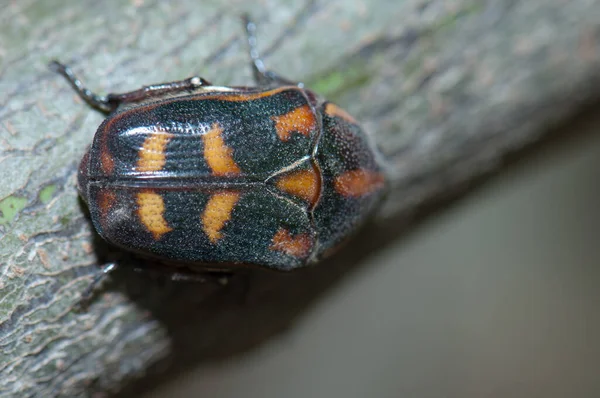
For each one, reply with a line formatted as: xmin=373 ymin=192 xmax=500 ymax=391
xmin=202 ymin=191 xmax=241 ymax=243
xmin=325 ymin=103 xmax=358 ymax=124
xmin=97 ymin=190 xmax=116 ymax=230
xmin=270 ymin=228 xmax=313 ymax=258
xmin=98 ymin=125 xmax=115 ymax=175
xmin=136 ymin=190 xmax=172 ymax=239
xmin=275 ymin=168 xmax=320 ymax=205
xmin=109 ymin=87 xmax=302 ymax=125
xmin=202 ymin=123 xmax=242 ymax=176
xmin=199 ymin=86 xmax=294 ymax=102
xmin=271 ymin=105 xmax=316 ymax=141
xmin=334 ymin=169 xmax=385 ymax=198
xmin=136 ymin=132 xmax=173 ymax=172
xmin=100 ymin=150 xmax=114 ymax=175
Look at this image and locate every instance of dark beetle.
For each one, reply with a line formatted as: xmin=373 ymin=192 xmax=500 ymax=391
xmin=51 ymin=17 xmax=385 ymax=276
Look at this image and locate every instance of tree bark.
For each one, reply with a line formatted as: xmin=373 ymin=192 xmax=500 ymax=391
xmin=1 ymin=0 xmax=600 ymax=396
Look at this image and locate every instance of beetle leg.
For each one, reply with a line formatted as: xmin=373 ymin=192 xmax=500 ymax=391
xmin=49 ymin=60 xmax=211 ymax=114
xmin=103 ymin=76 xmax=212 ymax=110
xmin=242 ymin=15 xmax=304 ymax=88
xmin=75 ymin=262 xmax=118 ymax=310
xmin=49 ymin=61 xmax=116 ymax=113
xmin=169 ymin=271 xmax=231 ymax=286
xmin=124 ymin=261 xmax=231 ymax=286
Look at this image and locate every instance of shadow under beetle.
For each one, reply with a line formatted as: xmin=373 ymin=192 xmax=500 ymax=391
xmin=50 ymin=16 xmax=386 ymax=291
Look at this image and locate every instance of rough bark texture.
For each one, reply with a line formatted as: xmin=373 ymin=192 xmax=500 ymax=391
xmin=2 ymin=0 xmax=600 ymax=396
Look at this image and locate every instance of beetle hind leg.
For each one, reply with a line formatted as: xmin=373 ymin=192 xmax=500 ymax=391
xmin=242 ymin=14 xmax=303 ymax=88
xmin=74 ymin=262 xmax=118 ymax=311
xmin=50 ymin=60 xmax=212 ymax=114
xmin=49 ymin=61 xmax=117 ymax=113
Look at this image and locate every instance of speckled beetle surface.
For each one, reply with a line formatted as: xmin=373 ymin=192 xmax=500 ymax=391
xmin=51 ymin=17 xmax=385 ymax=272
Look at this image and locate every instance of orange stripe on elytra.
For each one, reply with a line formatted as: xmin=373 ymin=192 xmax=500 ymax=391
xmin=98 ymin=121 xmax=115 ymax=175
xmin=136 ymin=131 xmax=173 ymax=172
xmin=197 ymin=86 xmax=294 ymax=102
xmin=137 ymin=190 xmax=173 ymax=240
xmin=202 ymin=123 xmax=241 ymax=176
xmin=270 ymin=228 xmax=313 ymax=258
xmin=100 ymin=150 xmax=114 ymax=175
xmin=97 ymin=189 xmax=116 ymax=231
xmin=334 ymin=169 xmax=385 ymax=198
xmin=202 ymin=191 xmax=241 ymax=243
xmin=275 ymin=168 xmax=320 ymax=206
xmin=271 ymin=105 xmax=316 ymax=141
xmin=325 ymin=103 xmax=358 ymax=125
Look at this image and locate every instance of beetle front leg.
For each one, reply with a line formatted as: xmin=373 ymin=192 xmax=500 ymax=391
xmin=242 ymin=15 xmax=304 ymax=88
xmin=49 ymin=61 xmax=212 ymax=114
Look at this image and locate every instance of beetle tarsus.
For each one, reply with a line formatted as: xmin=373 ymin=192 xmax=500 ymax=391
xmin=167 ymin=271 xmax=231 ymax=285
xmin=75 ymin=262 xmax=118 ymax=311
xmin=241 ymin=14 xmax=303 ymax=88
xmin=49 ymin=60 xmax=116 ymax=113
xmin=82 ymin=262 xmax=118 ymax=298
xmin=50 ymin=60 xmax=212 ymax=114
xmin=169 ymin=272 xmax=207 ymax=283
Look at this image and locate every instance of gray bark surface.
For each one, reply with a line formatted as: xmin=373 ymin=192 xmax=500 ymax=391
xmin=1 ymin=0 xmax=600 ymax=396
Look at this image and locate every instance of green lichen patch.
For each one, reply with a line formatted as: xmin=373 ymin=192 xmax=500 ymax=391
xmin=0 ymin=196 xmax=27 ymax=225
xmin=310 ymin=70 xmax=346 ymax=96
xmin=39 ymin=185 xmax=57 ymax=204
xmin=308 ymin=62 xmax=372 ymax=100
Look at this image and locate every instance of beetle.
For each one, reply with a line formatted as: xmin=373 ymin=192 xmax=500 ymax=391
xmin=50 ymin=16 xmax=386 ymax=278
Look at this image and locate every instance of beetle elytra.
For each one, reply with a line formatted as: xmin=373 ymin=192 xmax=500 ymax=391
xmin=51 ymin=16 xmax=386 ymax=279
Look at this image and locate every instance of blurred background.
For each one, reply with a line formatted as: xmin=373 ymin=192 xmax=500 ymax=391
xmin=147 ymin=109 xmax=600 ymax=397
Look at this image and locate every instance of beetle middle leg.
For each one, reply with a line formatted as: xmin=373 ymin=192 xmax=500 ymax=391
xmin=49 ymin=61 xmax=212 ymax=114
xmin=160 ymin=269 xmax=231 ymax=286
xmin=242 ymin=14 xmax=303 ymax=88
xmin=76 ymin=261 xmax=232 ymax=310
